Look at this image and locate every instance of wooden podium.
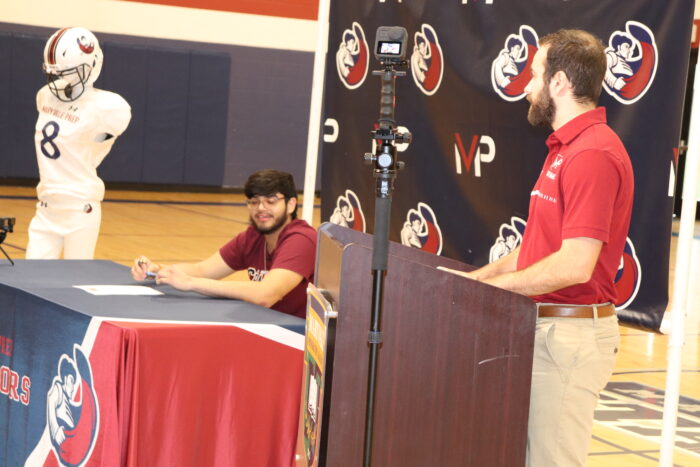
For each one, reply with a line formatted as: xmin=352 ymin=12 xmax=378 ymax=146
xmin=302 ymin=223 xmax=537 ymax=466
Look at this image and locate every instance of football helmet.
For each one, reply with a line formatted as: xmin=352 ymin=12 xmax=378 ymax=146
xmin=42 ymin=27 xmax=103 ymax=102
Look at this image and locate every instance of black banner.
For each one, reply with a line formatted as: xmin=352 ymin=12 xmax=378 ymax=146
xmin=320 ymin=0 xmax=694 ymax=331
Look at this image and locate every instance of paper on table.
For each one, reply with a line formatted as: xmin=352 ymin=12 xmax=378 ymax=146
xmin=74 ymin=285 xmax=164 ymax=296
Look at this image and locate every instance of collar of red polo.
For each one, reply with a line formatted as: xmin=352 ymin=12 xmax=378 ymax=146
xmin=546 ymin=106 xmax=607 ymax=149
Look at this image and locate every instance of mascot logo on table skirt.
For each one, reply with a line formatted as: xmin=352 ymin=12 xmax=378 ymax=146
xmin=336 ymin=22 xmax=369 ymax=90
xmin=614 ymin=237 xmax=642 ymax=309
xmin=46 ymin=344 xmax=99 ymax=467
xmin=411 ymin=24 xmax=444 ymax=96
xmin=329 ymin=189 xmax=366 ymax=232
xmin=491 ymin=25 xmax=539 ymax=102
xmin=602 ymin=21 xmax=658 ymax=105
xmin=400 ymin=202 xmax=443 ymax=255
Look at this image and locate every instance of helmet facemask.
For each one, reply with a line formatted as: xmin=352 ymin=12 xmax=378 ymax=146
xmin=43 ymin=62 xmax=92 ymax=102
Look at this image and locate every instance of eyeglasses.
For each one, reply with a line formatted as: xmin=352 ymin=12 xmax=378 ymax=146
xmin=245 ymin=195 xmax=285 ymax=208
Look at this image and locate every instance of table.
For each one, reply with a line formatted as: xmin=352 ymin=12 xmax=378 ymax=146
xmin=0 ymin=260 xmax=305 ymax=466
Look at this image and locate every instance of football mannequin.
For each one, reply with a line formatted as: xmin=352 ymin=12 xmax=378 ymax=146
xmin=26 ymin=27 xmax=131 ymax=259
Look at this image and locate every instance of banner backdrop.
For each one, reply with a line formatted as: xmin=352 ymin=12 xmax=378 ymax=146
xmin=320 ymin=0 xmax=694 ymax=332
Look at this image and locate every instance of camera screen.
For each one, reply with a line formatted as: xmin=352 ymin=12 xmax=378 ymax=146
xmin=377 ymin=41 xmax=402 ymax=55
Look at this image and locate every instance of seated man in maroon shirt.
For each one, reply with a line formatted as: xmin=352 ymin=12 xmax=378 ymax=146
xmin=131 ymin=170 xmax=316 ymax=318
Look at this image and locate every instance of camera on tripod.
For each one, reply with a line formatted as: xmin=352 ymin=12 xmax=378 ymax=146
xmin=362 ymin=26 xmax=413 ymax=466
xmin=374 ymin=26 xmax=408 ymax=64
xmin=0 ymin=217 xmax=16 ymax=265
xmin=364 ymin=26 xmax=413 ymax=178
xmin=0 ymin=217 xmax=15 ymax=234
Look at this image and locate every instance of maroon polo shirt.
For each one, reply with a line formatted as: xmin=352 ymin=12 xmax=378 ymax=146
xmin=219 ymin=219 xmax=317 ymax=317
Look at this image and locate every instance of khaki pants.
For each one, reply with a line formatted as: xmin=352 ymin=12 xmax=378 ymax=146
xmin=526 ymin=313 xmax=619 ymax=467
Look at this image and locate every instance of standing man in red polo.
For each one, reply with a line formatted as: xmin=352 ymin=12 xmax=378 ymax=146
xmin=448 ymin=29 xmax=634 ymax=466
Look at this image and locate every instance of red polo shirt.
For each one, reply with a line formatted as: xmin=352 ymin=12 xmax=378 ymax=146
xmin=517 ymin=107 xmax=634 ymax=304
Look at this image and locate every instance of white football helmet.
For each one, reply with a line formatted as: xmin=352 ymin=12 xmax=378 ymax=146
xmin=43 ymin=27 xmax=103 ymax=102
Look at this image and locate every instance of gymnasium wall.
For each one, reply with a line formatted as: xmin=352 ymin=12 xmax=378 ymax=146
xmin=0 ymin=0 xmax=318 ymax=188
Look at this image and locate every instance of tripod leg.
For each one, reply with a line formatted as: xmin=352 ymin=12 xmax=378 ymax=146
xmin=0 ymin=245 xmax=15 ymax=266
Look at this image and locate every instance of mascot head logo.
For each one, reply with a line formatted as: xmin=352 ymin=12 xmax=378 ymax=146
xmin=329 ymin=189 xmax=366 ymax=232
xmin=490 ymin=217 xmax=527 ymax=263
xmin=614 ymin=237 xmax=642 ymax=309
xmin=47 ymin=344 xmax=99 ymax=467
xmin=603 ymin=21 xmax=658 ymax=104
xmin=400 ymin=202 xmax=443 ymax=255
xmin=76 ymin=36 xmax=94 ymax=54
xmin=491 ymin=25 xmax=539 ymax=101
xmin=336 ymin=22 xmax=369 ymax=90
xmin=411 ymin=24 xmax=444 ymax=96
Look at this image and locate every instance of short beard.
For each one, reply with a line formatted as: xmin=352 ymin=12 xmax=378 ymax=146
xmin=527 ymin=87 xmax=555 ymax=128
xmin=250 ymin=210 xmax=289 ymax=235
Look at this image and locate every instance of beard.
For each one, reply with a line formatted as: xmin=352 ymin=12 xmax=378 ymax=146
xmin=250 ymin=209 xmax=289 ymax=235
xmin=527 ymin=87 xmax=555 ymax=128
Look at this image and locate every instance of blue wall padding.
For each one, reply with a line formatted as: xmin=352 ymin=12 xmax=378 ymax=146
xmin=183 ymin=52 xmax=229 ymax=185
xmin=99 ymin=43 xmax=149 ymax=182
xmin=3 ymin=34 xmax=45 ymax=178
xmin=0 ymin=33 xmax=10 ymax=177
xmin=141 ymin=47 xmax=191 ymax=184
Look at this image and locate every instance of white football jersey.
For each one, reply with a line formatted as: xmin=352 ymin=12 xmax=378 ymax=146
xmin=34 ymin=85 xmax=131 ymax=202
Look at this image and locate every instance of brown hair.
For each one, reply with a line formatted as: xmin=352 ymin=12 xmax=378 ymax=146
xmin=539 ymin=29 xmax=606 ymax=105
xmin=244 ymin=169 xmax=298 ymax=219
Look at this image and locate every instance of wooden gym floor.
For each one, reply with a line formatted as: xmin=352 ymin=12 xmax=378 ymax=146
xmin=1 ymin=185 xmax=698 ymax=466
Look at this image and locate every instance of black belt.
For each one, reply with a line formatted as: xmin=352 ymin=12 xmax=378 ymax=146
xmin=537 ymin=303 xmax=616 ymax=319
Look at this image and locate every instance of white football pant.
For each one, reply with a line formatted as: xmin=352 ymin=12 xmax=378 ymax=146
xmin=26 ymin=201 xmax=102 ymax=259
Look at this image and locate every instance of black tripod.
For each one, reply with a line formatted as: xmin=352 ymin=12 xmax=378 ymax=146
xmin=0 ymin=217 xmax=16 ymax=265
xmin=0 ymin=233 xmax=15 ymax=266
xmin=362 ymin=61 xmax=411 ymax=467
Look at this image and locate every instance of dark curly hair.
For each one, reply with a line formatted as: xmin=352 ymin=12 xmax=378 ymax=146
xmin=244 ymin=170 xmax=298 ymax=219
